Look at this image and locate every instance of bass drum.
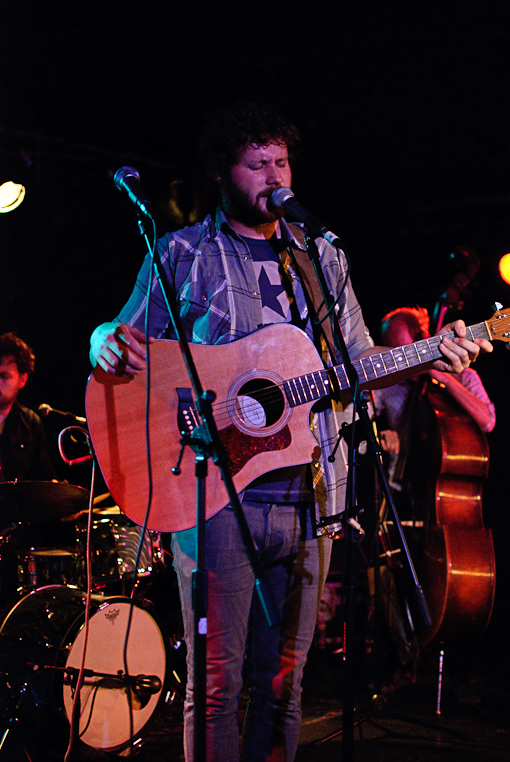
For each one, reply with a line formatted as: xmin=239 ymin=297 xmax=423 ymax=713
xmin=0 ymin=585 xmax=167 ymax=753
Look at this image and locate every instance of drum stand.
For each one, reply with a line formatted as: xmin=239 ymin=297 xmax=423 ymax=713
xmin=0 ymin=680 xmax=35 ymax=762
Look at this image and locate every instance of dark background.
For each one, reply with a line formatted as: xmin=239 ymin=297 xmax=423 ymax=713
xmin=2 ymin=3 xmax=510 ymax=542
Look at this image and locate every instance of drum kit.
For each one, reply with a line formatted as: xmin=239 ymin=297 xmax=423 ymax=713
xmin=0 ymin=480 xmax=181 ymax=758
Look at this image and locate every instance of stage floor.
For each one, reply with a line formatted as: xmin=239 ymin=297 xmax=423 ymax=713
xmin=2 ymin=569 xmax=509 ymax=762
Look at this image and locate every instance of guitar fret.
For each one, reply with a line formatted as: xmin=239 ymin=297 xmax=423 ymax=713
xmin=391 ymin=346 xmax=409 ymax=369
xmin=303 ymin=375 xmax=313 ymax=400
xmin=381 ymin=350 xmax=398 ymax=374
xmin=286 ymin=375 xmax=315 ymax=407
xmin=315 ymin=371 xmax=327 ymax=397
xmin=370 ymin=354 xmax=386 ymax=377
xmin=298 ymin=375 xmax=313 ymax=403
xmin=304 ymin=375 xmax=316 ymax=402
xmin=297 ymin=376 xmax=308 ymax=402
xmin=405 ymin=343 xmax=419 ymax=365
xmin=309 ymin=371 xmax=324 ymax=399
xmin=285 ymin=379 xmax=299 ymax=406
xmin=334 ymin=365 xmax=347 ymax=390
xmin=424 ymin=337 xmax=437 ymax=360
xmin=366 ymin=355 xmax=376 ymax=379
xmin=292 ymin=378 xmax=304 ymax=404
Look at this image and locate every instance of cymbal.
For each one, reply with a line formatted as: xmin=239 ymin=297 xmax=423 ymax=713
xmin=0 ymin=481 xmax=90 ymax=523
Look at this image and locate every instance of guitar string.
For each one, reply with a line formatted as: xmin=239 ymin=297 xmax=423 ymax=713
xmin=187 ymin=324 xmax=489 ymax=427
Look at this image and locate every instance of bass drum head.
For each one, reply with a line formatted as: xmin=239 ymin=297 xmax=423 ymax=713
xmin=63 ymin=597 xmax=167 ymax=752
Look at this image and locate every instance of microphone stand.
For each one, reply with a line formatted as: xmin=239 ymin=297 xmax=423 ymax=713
xmin=134 ymin=213 xmax=279 ymax=762
xmin=302 ymin=234 xmax=431 ymax=762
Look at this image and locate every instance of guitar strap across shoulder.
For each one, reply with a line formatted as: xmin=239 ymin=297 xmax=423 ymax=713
xmin=285 ymin=224 xmax=337 ymax=369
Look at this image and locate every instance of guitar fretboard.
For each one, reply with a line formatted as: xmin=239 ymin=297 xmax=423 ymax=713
xmin=283 ymin=321 xmax=489 ymax=407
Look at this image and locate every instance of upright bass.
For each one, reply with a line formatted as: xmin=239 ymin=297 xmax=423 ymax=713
xmin=418 ymin=379 xmax=495 ymax=643
xmin=377 ymin=258 xmax=496 ymax=644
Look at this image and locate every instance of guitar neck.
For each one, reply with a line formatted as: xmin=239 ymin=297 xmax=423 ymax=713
xmin=283 ymin=320 xmax=490 ymax=407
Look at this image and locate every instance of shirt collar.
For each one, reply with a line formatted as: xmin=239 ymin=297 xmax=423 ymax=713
xmin=213 ymin=207 xmax=307 ymax=251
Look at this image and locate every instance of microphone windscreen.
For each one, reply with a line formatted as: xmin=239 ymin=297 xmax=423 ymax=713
xmin=113 ymin=166 xmax=140 ymax=191
xmin=270 ymin=187 xmax=294 ymax=209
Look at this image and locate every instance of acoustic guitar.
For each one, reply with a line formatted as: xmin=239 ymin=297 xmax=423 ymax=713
xmin=85 ymin=308 xmax=510 ymax=532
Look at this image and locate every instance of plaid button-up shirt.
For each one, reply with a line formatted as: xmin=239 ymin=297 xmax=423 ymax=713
xmin=116 ymin=208 xmax=373 ymax=535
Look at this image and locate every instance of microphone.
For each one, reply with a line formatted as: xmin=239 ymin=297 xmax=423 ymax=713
xmin=63 ymin=669 xmax=162 ymax=695
xmin=113 ymin=166 xmax=152 ymax=217
xmin=270 ymin=187 xmax=342 ymax=248
xmin=133 ymin=674 xmax=163 ymax=696
xmin=38 ymin=404 xmax=87 ymax=424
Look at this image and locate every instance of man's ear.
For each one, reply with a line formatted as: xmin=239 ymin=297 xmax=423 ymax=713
xmin=19 ymin=373 xmax=28 ymax=390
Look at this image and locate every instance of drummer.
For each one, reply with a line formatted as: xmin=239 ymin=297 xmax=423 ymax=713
xmin=0 ymin=332 xmax=57 ymax=483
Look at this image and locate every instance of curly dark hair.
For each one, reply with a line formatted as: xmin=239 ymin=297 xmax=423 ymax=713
xmin=0 ymin=332 xmax=35 ymax=374
xmin=200 ymin=100 xmax=300 ymax=180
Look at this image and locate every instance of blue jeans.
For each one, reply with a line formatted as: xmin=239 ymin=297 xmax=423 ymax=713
xmin=172 ymin=501 xmax=333 ymax=762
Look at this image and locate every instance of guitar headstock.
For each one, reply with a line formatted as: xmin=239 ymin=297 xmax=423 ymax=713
xmin=486 ymin=307 xmax=510 ymax=343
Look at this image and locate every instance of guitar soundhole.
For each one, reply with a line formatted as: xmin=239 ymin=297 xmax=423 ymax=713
xmin=231 ymin=377 xmax=286 ymax=436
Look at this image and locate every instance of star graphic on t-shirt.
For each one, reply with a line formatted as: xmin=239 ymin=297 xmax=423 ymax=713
xmin=258 ymin=265 xmax=288 ymax=318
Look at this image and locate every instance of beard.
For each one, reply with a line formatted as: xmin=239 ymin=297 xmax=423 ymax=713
xmin=221 ymin=178 xmax=284 ymax=228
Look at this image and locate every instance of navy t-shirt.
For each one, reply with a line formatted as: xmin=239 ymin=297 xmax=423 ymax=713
xmin=241 ymin=235 xmax=313 ymax=504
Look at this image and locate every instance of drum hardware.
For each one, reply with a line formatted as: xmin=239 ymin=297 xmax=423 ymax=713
xmin=0 ymin=679 xmax=34 ymax=762
xmin=3 ymin=506 xmax=165 ymax=594
xmin=0 ymin=430 xmax=172 ymax=752
xmin=0 ymin=586 xmax=169 ymax=754
xmin=57 ymin=425 xmax=93 ymax=469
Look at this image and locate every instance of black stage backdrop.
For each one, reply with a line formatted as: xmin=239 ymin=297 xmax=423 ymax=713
xmin=2 ymin=4 xmax=510 ymax=557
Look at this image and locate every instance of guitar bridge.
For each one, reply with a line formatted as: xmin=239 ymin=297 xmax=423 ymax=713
xmin=176 ymin=388 xmax=199 ymax=435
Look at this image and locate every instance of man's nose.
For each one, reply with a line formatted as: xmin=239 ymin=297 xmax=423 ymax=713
xmin=266 ymin=164 xmax=284 ymax=185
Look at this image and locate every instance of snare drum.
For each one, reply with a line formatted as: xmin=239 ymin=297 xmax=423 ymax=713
xmin=0 ymin=585 xmax=168 ymax=753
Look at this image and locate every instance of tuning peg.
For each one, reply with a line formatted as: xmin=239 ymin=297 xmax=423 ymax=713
xmin=491 ymin=302 xmax=503 ymax=313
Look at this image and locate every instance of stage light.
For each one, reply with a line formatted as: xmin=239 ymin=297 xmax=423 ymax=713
xmin=498 ymin=252 xmax=510 ymax=285
xmin=0 ymin=181 xmax=26 ymax=213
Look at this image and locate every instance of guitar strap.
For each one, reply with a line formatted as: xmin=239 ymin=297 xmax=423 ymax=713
xmin=285 ymin=224 xmax=337 ymax=369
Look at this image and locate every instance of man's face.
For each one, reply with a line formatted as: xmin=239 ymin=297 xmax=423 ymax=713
xmin=220 ymin=142 xmax=292 ymax=228
xmin=0 ymin=356 xmax=27 ymax=413
xmin=383 ymin=317 xmax=425 ymax=348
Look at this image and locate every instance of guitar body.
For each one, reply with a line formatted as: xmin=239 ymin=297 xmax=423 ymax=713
xmin=85 ymin=307 xmax=510 ymax=535
xmin=85 ymin=324 xmax=322 ymax=532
